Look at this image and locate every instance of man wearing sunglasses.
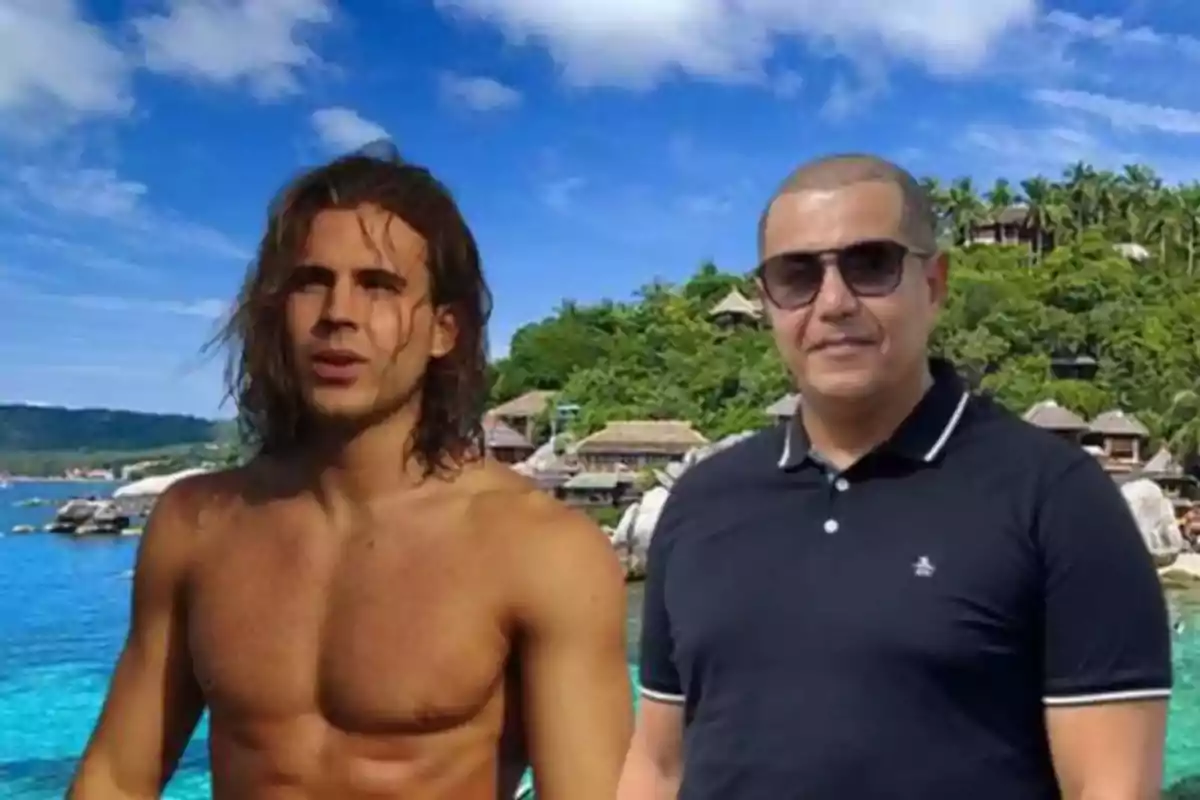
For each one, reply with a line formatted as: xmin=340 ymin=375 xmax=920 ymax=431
xmin=617 ymin=154 xmax=1171 ymax=799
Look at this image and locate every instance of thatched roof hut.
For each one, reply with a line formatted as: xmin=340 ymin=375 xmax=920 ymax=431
xmin=1023 ymin=400 xmax=1087 ymax=432
xmin=1144 ymin=447 xmax=1182 ymax=475
xmin=575 ymin=420 xmax=710 ymax=456
xmin=764 ymin=393 xmax=799 ymax=420
xmin=708 ymin=288 xmax=762 ymax=322
xmin=1088 ymin=409 xmax=1149 ymax=438
xmin=483 ymin=417 xmax=532 ymax=450
xmin=488 ymin=390 xmax=556 ymax=420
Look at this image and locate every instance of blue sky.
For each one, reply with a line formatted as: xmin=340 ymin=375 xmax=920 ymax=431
xmin=2 ymin=0 xmax=1200 ymax=417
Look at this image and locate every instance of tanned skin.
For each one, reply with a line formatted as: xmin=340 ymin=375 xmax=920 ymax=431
xmin=70 ymin=200 xmax=632 ymax=799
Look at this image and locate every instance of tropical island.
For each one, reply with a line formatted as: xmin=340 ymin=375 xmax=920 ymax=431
xmin=6 ymin=161 xmax=1200 ymax=555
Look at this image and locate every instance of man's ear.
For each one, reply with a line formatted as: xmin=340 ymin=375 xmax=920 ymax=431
xmin=926 ymin=251 xmax=950 ymax=309
xmin=430 ymin=305 xmax=458 ymax=359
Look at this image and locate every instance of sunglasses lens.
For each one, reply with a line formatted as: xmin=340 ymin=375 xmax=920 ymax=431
xmin=839 ymin=241 xmax=906 ymax=297
xmin=761 ymin=254 xmax=824 ymax=308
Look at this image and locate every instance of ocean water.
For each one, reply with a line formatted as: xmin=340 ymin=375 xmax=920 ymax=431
xmin=0 ymin=480 xmax=1198 ymax=798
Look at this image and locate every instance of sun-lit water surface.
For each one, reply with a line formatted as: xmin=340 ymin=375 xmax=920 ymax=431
xmin=0 ymin=481 xmax=1197 ymax=798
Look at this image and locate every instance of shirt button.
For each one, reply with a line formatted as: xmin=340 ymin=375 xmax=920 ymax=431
xmin=834 ymin=478 xmax=850 ymax=492
xmin=823 ymin=518 xmax=839 ymax=534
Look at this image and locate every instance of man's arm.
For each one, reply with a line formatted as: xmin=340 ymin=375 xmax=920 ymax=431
xmin=513 ymin=501 xmax=633 ymax=800
xmin=617 ymin=700 xmax=684 ymax=800
xmin=618 ymin=488 xmax=686 ymax=800
xmin=69 ymin=480 xmax=207 ymax=799
xmin=1037 ymin=457 xmax=1172 ymax=799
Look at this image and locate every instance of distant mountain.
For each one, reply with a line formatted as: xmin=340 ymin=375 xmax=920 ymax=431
xmin=0 ymin=404 xmax=225 ymax=453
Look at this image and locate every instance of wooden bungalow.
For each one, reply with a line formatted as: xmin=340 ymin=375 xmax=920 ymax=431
xmin=1084 ymin=410 xmax=1150 ymax=469
xmin=1049 ymin=354 xmax=1098 ymax=382
xmin=487 ymin=390 xmax=556 ymax=444
xmin=764 ymin=393 xmax=799 ymax=425
xmin=708 ymin=288 xmax=762 ymax=328
xmin=575 ymin=420 xmax=710 ymax=471
xmin=1141 ymin=447 xmax=1198 ymax=499
xmin=967 ymin=205 xmax=1052 ymax=251
xmin=555 ymin=470 xmax=639 ymax=509
xmin=484 ymin=416 xmax=535 ymax=464
xmin=1023 ymin=400 xmax=1088 ymax=443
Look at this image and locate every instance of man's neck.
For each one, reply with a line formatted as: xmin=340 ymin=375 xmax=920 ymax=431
xmin=800 ymin=361 xmax=934 ymax=470
xmin=303 ymin=400 xmax=431 ymax=513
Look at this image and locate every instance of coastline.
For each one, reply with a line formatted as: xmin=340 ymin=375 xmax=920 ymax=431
xmin=3 ymin=476 xmax=119 ymax=483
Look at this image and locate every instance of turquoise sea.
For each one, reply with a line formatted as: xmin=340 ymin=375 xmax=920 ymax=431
xmin=1 ymin=480 xmax=1198 ymax=798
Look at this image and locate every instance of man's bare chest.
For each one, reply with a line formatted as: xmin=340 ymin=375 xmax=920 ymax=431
xmin=186 ymin=522 xmax=512 ymax=734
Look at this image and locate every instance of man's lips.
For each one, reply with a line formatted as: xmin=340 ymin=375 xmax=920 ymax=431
xmin=310 ymin=350 xmax=365 ymax=382
xmin=810 ymin=337 xmax=876 ymax=352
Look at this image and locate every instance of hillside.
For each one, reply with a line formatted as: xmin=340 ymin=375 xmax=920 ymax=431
xmin=0 ymin=404 xmax=225 ymax=453
xmin=488 ymin=160 xmax=1200 ymax=461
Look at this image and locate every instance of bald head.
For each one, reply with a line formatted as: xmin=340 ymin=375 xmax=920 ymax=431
xmin=757 ymin=153 xmax=938 ymax=257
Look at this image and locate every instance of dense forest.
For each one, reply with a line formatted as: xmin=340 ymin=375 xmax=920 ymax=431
xmin=0 ymin=405 xmax=221 ymax=453
xmin=489 ymin=161 xmax=1200 ymax=461
xmin=0 ymin=406 xmax=236 ymax=476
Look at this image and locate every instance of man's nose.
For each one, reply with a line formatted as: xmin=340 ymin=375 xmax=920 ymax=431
xmin=320 ymin=278 xmax=360 ymax=328
xmin=812 ymin=257 xmax=858 ymax=320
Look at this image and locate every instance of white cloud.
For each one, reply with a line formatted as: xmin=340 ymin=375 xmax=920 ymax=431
xmin=54 ymin=293 xmax=228 ymax=318
xmin=960 ymin=122 xmax=1121 ymax=174
xmin=0 ymin=232 xmax=158 ymax=282
xmin=132 ymin=0 xmax=335 ymax=99
xmin=10 ymin=164 xmax=249 ymax=261
xmin=311 ymin=107 xmax=389 ymax=153
xmin=958 ymin=120 xmax=1200 ymax=184
xmin=1043 ymin=9 xmax=1200 ymax=58
xmin=770 ymin=69 xmax=804 ymax=99
xmin=0 ymin=0 xmax=131 ymax=137
xmin=433 ymin=0 xmax=1037 ymax=89
xmin=539 ymin=176 xmax=585 ymax=210
xmin=1030 ymin=89 xmax=1200 ymax=136
xmin=438 ymin=73 xmax=522 ymax=111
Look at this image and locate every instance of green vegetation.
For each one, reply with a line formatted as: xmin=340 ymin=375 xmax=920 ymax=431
xmin=0 ymin=406 xmax=238 ymax=476
xmin=490 ymin=162 xmax=1200 ymax=461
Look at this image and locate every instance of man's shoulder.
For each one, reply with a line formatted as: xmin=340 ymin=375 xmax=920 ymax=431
xmin=460 ymin=462 xmax=625 ymax=610
xmin=668 ymin=426 xmax=784 ymax=499
xmin=959 ymin=395 xmax=1094 ymax=481
xmin=462 ymin=460 xmax=612 ymax=548
xmin=149 ymin=466 xmax=245 ymax=526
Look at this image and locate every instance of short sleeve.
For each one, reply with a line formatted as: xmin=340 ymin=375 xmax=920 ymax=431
xmin=637 ymin=490 xmax=686 ymax=704
xmin=1038 ymin=456 xmax=1172 ymax=706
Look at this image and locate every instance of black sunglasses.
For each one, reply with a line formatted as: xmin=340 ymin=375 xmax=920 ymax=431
xmin=756 ymin=239 xmax=932 ymax=310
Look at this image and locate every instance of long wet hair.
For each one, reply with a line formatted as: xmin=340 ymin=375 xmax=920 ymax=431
xmin=211 ymin=144 xmax=492 ymax=475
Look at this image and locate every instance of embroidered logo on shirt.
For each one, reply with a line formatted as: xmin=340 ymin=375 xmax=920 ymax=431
xmin=913 ymin=556 xmax=936 ymax=577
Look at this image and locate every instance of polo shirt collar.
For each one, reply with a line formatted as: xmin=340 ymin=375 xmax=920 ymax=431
xmin=778 ymin=358 xmax=971 ymax=470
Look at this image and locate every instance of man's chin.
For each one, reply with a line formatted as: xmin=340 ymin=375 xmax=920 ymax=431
xmin=803 ymin=369 xmax=881 ymax=402
xmin=304 ymin=389 xmax=376 ymax=422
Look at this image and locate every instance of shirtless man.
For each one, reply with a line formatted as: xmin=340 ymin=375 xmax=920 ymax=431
xmin=69 ymin=151 xmax=633 ymax=799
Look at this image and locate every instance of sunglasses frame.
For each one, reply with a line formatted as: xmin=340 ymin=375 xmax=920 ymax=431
xmin=755 ymin=239 xmax=934 ymax=311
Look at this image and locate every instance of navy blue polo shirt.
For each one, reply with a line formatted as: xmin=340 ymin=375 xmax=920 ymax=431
xmin=638 ymin=359 xmax=1172 ymax=799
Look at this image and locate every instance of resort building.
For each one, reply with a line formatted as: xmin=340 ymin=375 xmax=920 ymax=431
xmin=708 ymin=288 xmax=762 ymax=329
xmin=764 ymin=393 xmax=799 ymax=425
xmin=555 ymin=470 xmax=640 ymax=509
xmin=1023 ymin=400 xmax=1089 ymax=443
xmin=487 ymin=389 xmax=556 ymax=444
xmin=1049 ymin=354 xmax=1099 ymax=382
xmin=1084 ymin=410 xmax=1150 ymax=471
xmin=483 ymin=416 xmax=535 ymax=464
xmin=966 ymin=206 xmax=1053 ymax=251
xmin=574 ymin=420 xmax=710 ymax=472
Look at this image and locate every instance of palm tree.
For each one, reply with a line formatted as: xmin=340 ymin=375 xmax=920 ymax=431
xmin=984 ymin=178 xmax=1017 ymax=243
xmin=1020 ymin=176 xmax=1057 ymax=262
xmin=1178 ymin=183 xmax=1200 ymax=275
xmin=946 ymin=178 xmax=984 ymax=245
